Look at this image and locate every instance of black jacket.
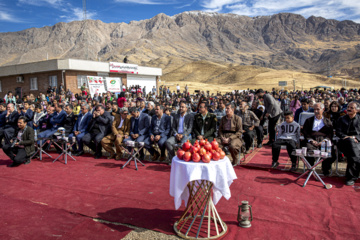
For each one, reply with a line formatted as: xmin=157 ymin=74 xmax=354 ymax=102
xmin=13 ymin=126 xmax=35 ymax=156
xmin=192 ymin=112 xmax=217 ymax=139
xmin=4 ymin=111 xmax=20 ymax=129
xmin=336 ymin=114 xmax=360 ymax=141
xmin=87 ymin=111 xmax=113 ymax=136
xmin=63 ymin=113 xmax=76 ymax=135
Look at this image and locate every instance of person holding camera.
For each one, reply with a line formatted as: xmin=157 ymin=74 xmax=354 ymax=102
xmin=3 ymin=116 xmax=34 ymax=167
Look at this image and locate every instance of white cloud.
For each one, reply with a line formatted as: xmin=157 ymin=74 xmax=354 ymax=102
xmin=60 ymin=7 xmax=97 ymax=22
xmin=200 ymin=0 xmax=360 ymax=22
xmin=0 ymin=11 xmax=23 ymax=22
xmin=114 ymin=0 xmax=170 ymax=4
xmin=18 ymin=0 xmax=63 ymax=7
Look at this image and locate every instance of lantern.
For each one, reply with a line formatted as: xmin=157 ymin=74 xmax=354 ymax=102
xmin=237 ymin=200 xmax=253 ymax=228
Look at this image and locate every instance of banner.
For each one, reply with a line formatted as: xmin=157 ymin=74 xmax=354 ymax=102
xmin=109 ymin=62 xmax=138 ymax=74
xmin=87 ymin=76 xmax=106 ymax=97
xmin=105 ymin=77 xmax=122 ymax=92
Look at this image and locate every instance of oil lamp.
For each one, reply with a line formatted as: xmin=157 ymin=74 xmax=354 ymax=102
xmin=237 ymin=200 xmax=253 ymax=228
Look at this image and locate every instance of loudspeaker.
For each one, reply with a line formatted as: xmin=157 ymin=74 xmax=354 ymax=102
xmin=15 ymin=87 xmax=22 ymax=99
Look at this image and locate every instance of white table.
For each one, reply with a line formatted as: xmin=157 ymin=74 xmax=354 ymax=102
xmin=170 ymin=156 xmax=237 ymax=239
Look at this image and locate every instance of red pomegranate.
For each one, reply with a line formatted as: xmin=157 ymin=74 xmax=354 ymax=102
xmin=192 ymin=153 xmax=201 ymax=162
xmin=194 ymin=140 xmax=199 ymax=147
xmin=213 ymin=151 xmax=220 ymax=161
xmin=183 ymin=151 xmax=192 ymax=162
xmin=211 ymin=139 xmax=219 ymax=151
xmin=207 ymin=151 xmax=213 ymax=160
xmin=202 ymin=153 xmax=211 ymax=163
xmin=204 ymin=142 xmax=212 ymax=152
xmin=216 ymin=148 xmax=222 ymax=153
xmin=199 ymin=147 xmax=207 ymax=156
xmin=177 ymin=149 xmax=185 ymax=160
xmin=219 ymin=151 xmax=226 ymax=159
xmin=199 ymin=139 xmax=206 ymax=146
xmin=182 ymin=140 xmax=192 ymax=152
xmin=190 ymin=145 xmax=199 ymax=154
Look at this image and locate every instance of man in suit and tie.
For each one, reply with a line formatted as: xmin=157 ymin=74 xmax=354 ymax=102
xmin=124 ymin=107 xmax=151 ymax=160
xmin=0 ymin=103 xmax=20 ymax=146
xmin=147 ymin=104 xmax=171 ymax=161
xmin=37 ymin=103 xmax=67 ymax=140
xmin=101 ymin=107 xmax=131 ymax=160
xmin=302 ymin=102 xmax=334 ymax=176
xmin=82 ymin=105 xmax=113 ymax=159
xmin=165 ymin=101 xmax=194 ymax=161
xmin=71 ymin=104 xmax=92 ymax=156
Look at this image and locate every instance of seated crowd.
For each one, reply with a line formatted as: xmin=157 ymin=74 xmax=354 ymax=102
xmin=1 ymin=86 xmax=360 ymax=186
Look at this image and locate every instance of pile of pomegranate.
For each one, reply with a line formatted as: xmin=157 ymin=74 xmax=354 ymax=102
xmin=176 ymin=139 xmax=226 ymax=163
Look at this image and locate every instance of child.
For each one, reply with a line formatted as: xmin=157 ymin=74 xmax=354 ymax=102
xmin=271 ymin=111 xmax=301 ymax=171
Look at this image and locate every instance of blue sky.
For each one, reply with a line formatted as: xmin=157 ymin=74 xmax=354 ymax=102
xmin=0 ymin=0 xmax=359 ymax=33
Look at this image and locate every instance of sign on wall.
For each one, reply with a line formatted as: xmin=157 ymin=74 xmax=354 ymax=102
xmin=109 ymin=62 xmax=138 ymax=74
xmin=105 ymin=77 xmax=122 ymax=92
xmin=278 ymin=81 xmax=287 ymax=86
xmin=87 ymin=76 xmax=106 ymax=96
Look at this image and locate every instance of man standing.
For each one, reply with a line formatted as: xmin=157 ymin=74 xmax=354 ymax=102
xmin=101 ymin=107 xmax=131 ymax=160
xmin=71 ymin=104 xmax=92 ymax=156
xmin=237 ymin=101 xmax=259 ymax=153
xmin=3 ymin=116 xmax=34 ymax=167
xmin=165 ymin=102 xmax=194 ymax=161
xmin=217 ymin=103 xmax=243 ymax=166
xmin=0 ymin=103 xmax=20 ymax=146
xmin=147 ymin=105 xmax=171 ymax=161
xmin=82 ymin=105 xmax=112 ymax=159
xmin=336 ymin=102 xmax=360 ymax=185
xmin=256 ymin=89 xmax=282 ymax=145
xmin=192 ymin=102 xmax=217 ymax=143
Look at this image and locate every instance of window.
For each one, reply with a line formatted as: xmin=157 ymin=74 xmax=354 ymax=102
xmin=0 ymin=80 xmax=2 ymax=92
xmin=49 ymin=75 xmax=57 ymax=87
xmin=30 ymin=77 xmax=38 ymax=90
xmin=77 ymin=75 xmax=88 ymax=89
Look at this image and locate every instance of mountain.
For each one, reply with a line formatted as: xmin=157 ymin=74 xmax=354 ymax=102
xmin=1 ymin=11 xmax=360 ymax=82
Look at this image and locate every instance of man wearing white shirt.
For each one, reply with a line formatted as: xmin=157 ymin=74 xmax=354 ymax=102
xmin=101 ymin=107 xmax=131 ymax=160
xmin=302 ymin=103 xmax=334 ymax=176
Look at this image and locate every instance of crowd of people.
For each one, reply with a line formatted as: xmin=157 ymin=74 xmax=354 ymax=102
xmin=1 ymin=85 xmax=360 ymax=186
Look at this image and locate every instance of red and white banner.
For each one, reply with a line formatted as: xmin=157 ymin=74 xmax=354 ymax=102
xmin=109 ymin=62 xmax=138 ymax=74
xmin=87 ymin=76 xmax=106 ymax=97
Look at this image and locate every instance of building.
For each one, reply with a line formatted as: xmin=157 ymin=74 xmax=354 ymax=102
xmin=0 ymin=59 xmax=162 ymax=97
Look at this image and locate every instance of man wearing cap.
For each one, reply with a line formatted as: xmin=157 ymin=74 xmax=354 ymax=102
xmin=256 ymin=89 xmax=282 ymax=145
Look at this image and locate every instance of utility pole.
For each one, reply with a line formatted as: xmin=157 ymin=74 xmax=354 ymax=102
xmin=293 ymin=79 xmax=296 ymax=91
xmin=83 ymin=0 xmax=88 ymax=60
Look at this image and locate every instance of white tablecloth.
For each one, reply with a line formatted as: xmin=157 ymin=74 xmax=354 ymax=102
xmin=169 ymin=156 xmax=237 ymax=210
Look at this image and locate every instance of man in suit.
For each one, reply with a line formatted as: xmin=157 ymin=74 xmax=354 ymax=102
xmin=3 ymin=116 xmax=35 ymax=167
xmin=256 ymin=89 xmax=282 ymax=145
xmin=71 ymin=104 xmax=92 ymax=156
xmin=21 ymin=101 xmax=34 ymax=128
xmin=147 ymin=104 xmax=171 ymax=161
xmin=37 ymin=103 xmax=67 ymax=140
xmin=124 ymin=107 xmax=150 ymax=159
xmin=302 ymin=102 xmax=334 ymax=176
xmin=294 ymin=98 xmax=314 ymax=123
xmin=336 ymin=102 xmax=360 ymax=186
xmin=53 ymin=104 xmax=76 ymax=153
xmin=165 ymin=101 xmax=194 ymax=161
xmin=217 ymin=103 xmax=243 ymax=166
xmin=192 ymin=101 xmax=217 ymax=143
xmin=0 ymin=103 xmax=20 ymax=146
xmin=101 ymin=107 xmax=131 ymax=160
xmin=82 ymin=105 xmax=113 ymax=159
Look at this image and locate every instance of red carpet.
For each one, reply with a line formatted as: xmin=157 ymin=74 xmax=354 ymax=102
xmin=242 ymin=144 xmax=292 ymax=169
xmin=1 ymin=151 xmax=360 ymax=239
